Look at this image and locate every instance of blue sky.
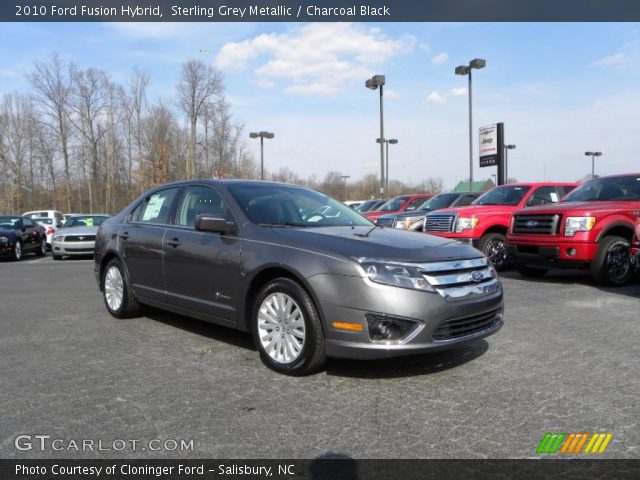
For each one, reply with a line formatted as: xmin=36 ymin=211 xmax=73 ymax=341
xmin=1 ymin=22 xmax=638 ymax=189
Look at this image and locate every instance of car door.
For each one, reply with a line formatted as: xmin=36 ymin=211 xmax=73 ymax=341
xmin=162 ymin=184 xmax=241 ymax=324
xmin=119 ymin=186 xmax=180 ymax=302
xmin=525 ymin=186 xmax=562 ymax=208
xmin=20 ymin=217 xmax=40 ymax=252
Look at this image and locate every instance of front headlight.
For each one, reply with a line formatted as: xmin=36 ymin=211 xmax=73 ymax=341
xmin=455 ymin=216 xmax=479 ymax=233
xmin=0 ymin=236 xmax=8 ymax=243
xmin=564 ymin=216 xmax=596 ymax=237
xmin=53 ymin=235 xmax=64 ymax=242
xmin=355 ymin=258 xmax=435 ymax=292
xmin=394 ymin=219 xmax=412 ymax=230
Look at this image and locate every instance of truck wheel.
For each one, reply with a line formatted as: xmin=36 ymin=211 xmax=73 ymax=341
xmin=479 ymin=233 xmax=510 ymax=271
xmin=514 ymin=263 xmax=548 ymax=278
xmin=252 ymin=278 xmax=326 ymax=375
xmin=591 ymin=235 xmax=632 ymax=286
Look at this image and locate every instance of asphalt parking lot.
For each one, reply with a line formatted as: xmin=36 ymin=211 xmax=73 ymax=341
xmin=1 ymin=255 xmax=638 ymax=459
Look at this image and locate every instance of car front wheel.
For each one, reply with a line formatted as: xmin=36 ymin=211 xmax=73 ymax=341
xmin=479 ymin=232 xmax=510 ymax=271
xmin=591 ymin=235 xmax=632 ymax=286
xmin=102 ymin=258 xmax=142 ymax=318
xmin=253 ymin=278 xmax=326 ymax=375
xmin=12 ymin=240 xmax=22 ymax=261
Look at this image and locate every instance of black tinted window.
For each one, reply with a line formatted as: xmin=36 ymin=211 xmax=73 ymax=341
xmin=526 ymin=186 xmax=561 ymax=207
xmin=175 ymin=186 xmax=230 ymax=227
xmin=135 ymin=188 xmax=179 ymax=225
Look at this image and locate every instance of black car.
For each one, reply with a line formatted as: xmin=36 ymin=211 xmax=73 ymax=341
xmin=0 ymin=215 xmax=48 ymax=261
xmin=94 ymin=180 xmax=502 ymax=375
xmin=376 ymin=192 xmax=480 ymax=230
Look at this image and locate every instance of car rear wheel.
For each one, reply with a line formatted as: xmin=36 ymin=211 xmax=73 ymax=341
xmin=102 ymin=258 xmax=142 ymax=318
xmin=479 ymin=233 xmax=510 ymax=271
xmin=36 ymin=237 xmax=46 ymax=257
xmin=253 ymin=278 xmax=326 ymax=375
xmin=12 ymin=240 xmax=22 ymax=261
xmin=591 ymin=235 xmax=632 ymax=286
xmin=514 ymin=263 xmax=548 ymax=278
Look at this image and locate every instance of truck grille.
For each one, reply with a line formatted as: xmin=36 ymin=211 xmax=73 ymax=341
xmin=432 ymin=308 xmax=503 ymax=341
xmin=513 ymin=214 xmax=560 ymax=235
xmin=376 ymin=217 xmax=395 ymax=228
xmin=418 ymin=257 xmax=501 ymax=302
xmin=424 ymin=214 xmax=455 ymax=233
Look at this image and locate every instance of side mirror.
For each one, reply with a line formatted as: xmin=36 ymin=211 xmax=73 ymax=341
xmin=195 ymin=214 xmax=236 ymax=235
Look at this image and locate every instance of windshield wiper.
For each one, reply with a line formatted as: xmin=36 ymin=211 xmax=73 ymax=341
xmin=258 ymin=222 xmax=302 ymax=227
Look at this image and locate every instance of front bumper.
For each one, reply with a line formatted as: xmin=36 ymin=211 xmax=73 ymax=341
xmin=52 ymin=240 xmax=96 ymax=256
xmin=308 ymin=273 xmax=503 ymax=360
xmin=506 ymin=235 xmax=598 ymax=268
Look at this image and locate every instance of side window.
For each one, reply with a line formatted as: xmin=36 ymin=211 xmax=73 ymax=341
xmin=457 ymin=195 xmax=477 ymax=206
xmin=526 ymin=186 xmax=560 ymax=207
xmin=406 ymin=198 xmax=425 ymax=210
xmin=136 ymin=188 xmax=180 ymax=225
xmin=22 ymin=218 xmax=34 ymax=228
xmin=175 ymin=186 xmax=229 ymax=228
xmin=557 ymin=186 xmax=575 ymax=198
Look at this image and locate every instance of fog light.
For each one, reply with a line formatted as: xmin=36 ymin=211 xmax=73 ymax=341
xmin=567 ymin=248 xmax=577 ymax=256
xmin=365 ymin=313 xmax=417 ymax=342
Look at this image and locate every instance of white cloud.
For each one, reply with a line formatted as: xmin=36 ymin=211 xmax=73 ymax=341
xmin=254 ymin=78 xmax=275 ymax=89
xmin=385 ymin=89 xmax=401 ymax=99
xmin=592 ymin=52 xmax=627 ymax=67
xmin=431 ymin=52 xmax=448 ymax=65
xmin=426 ymin=91 xmax=446 ymax=105
xmin=450 ymin=87 xmax=467 ymax=96
xmin=215 ymin=23 xmax=416 ymax=95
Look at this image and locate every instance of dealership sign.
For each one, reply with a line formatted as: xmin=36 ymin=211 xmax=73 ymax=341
xmin=479 ymin=124 xmax=499 ymax=167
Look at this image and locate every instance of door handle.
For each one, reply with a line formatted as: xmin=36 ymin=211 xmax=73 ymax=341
xmin=166 ymin=238 xmax=181 ymax=248
xmin=119 ymin=231 xmax=130 ymax=240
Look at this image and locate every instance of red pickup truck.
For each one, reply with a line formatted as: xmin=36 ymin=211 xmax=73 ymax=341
xmin=506 ymin=173 xmax=640 ymax=285
xmin=423 ymin=182 xmax=577 ymax=270
xmin=364 ymin=193 xmax=433 ymax=223
xmin=632 ymin=216 xmax=640 ymax=268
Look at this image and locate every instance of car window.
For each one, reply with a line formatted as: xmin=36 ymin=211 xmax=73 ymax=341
xmin=63 ymin=215 xmax=109 ymax=228
xmin=526 ymin=186 xmax=560 ymax=207
xmin=175 ymin=186 xmax=231 ymax=228
xmin=22 ymin=218 xmax=34 ymax=228
xmin=406 ymin=198 xmax=427 ymax=210
xmin=135 ymin=188 xmax=180 ymax=225
xmin=378 ymin=196 xmax=410 ymax=212
xmin=457 ymin=195 xmax=478 ymax=206
xmin=557 ymin=186 xmax=576 ymax=198
xmin=474 ymin=186 xmax=531 ymax=206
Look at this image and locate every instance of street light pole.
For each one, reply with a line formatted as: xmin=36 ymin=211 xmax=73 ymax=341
xmin=249 ymin=131 xmax=274 ymax=180
xmin=585 ymin=151 xmax=602 ymax=178
xmin=455 ymin=59 xmax=486 ymax=192
xmin=340 ymin=175 xmax=351 ymax=201
xmin=366 ymin=75 xmax=386 ymax=195
xmin=504 ymin=144 xmax=516 ymax=183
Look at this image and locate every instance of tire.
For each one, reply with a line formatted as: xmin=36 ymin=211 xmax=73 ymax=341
xmin=252 ymin=278 xmax=326 ymax=375
xmin=52 ymin=254 xmax=62 ymax=260
xmin=591 ymin=235 xmax=632 ymax=286
xmin=514 ymin=263 xmax=548 ymax=278
xmin=478 ymin=232 xmax=510 ymax=271
xmin=102 ymin=258 xmax=142 ymax=318
xmin=36 ymin=237 xmax=47 ymax=257
xmin=12 ymin=240 xmax=22 ymax=261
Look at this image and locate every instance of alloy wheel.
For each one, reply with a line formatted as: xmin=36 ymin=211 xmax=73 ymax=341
xmin=257 ymin=292 xmax=306 ymax=364
xmin=14 ymin=241 xmax=22 ymax=260
xmin=486 ymin=239 xmax=508 ymax=269
xmin=606 ymin=244 xmax=631 ymax=283
xmin=104 ymin=265 xmax=124 ymax=312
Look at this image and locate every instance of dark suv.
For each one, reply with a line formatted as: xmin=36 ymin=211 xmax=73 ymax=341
xmin=95 ymin=180 xmax=503 ymax=375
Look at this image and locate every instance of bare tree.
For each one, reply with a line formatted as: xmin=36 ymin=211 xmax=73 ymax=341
xmin=28 ymin=53 xmax=75 ymax=212
xmin=177 ymin=59 xmax=223 ymax=179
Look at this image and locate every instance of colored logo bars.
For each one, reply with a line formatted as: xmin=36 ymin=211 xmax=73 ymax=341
xmin=537 ymin=432 xmax=613 ymax=454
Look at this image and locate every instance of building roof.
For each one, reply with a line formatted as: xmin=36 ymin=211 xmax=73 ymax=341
xmin=452 ymin=180 xmax=495 ymax=192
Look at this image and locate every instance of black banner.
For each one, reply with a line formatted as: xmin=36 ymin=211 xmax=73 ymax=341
xmin=2 ymin=459 xmax=640 ymax=480
xmin=4 ymin=0 xmax=640 ymax=22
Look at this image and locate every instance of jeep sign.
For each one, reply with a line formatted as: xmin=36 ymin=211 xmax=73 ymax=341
xmin=479 ymin=124 xmax=498 ymax=167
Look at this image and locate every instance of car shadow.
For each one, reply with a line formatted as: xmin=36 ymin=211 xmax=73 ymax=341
xmin=500 ymin=270 xmax=640 ymax=299
xmin=143 ymin=307 xmax=256 ymax=352
xmin=325 ymin=339 xmax=489 ymax=379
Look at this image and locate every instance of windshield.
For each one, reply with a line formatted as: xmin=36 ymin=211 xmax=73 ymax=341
xmin=0 ymin=216 xmax=21 ymax=229
xmin=377 ymin=196 xmax=409 ymax=212
xmin=562 ymin=176 xmax=640 ymax=202
xmin=419 ymin=193 xmax=459 ymax=210
xmin=355 ymin=200 xmax=379 ymax=213
xmin=474 ymin=186 xmax=531 ymax=206
xmin=63 ymin=215 xmax=109 ymax=228
xmin=34 ymin=217 xmax=53 ymax=225
xmin=227 ymin=183 xmax=374 ymax=227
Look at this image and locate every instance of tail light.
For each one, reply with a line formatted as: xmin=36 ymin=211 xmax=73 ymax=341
xmin=47 ymin=227 xmax=55 ymax=235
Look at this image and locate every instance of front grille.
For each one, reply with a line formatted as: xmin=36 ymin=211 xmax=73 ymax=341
xmin=432 ymin=308 xmax=503 ymax=341
xmin=418 ymin=257 xmax=501 ymax=302
xmin=376 ymin=217 xmax=395 ymax=228
xmin=64 ymin=235 xmax=96 ymax=242
xmin=424 ymin=214 xmax=455 ymax=233
xmin=64 ymin=247 xmax=94 ymax=253
xmin=513 ymin=214 xmax=560 ymax=235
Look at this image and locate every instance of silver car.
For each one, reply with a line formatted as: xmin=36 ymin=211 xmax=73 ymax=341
xmin=52 ymin=215 xmax=109 ymax=260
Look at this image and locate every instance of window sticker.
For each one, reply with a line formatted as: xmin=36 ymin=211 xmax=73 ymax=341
xmin=142 ymin=195 xmax=165 ymax=221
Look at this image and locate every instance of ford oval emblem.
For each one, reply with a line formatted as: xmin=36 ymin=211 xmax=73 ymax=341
xmin=526 ymin=220 xmax=538 ymax=228
xmin=470 ymin=271 xmax=484 ymax=283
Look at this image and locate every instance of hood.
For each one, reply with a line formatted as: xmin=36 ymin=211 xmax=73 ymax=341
xmin=364 ymin=209 xmax=399 ymax=221
xmin=393 ymin=209 xmax=432 ymax=220
xmin=433 ymin=204 xmax=517 ymax=217
xmin=60 ymin=225 xmax=99 ymax=235
xmin=515 ymin=200 xmax=640 ymax=216
xmin=268 ymin=226 xmax=483 ymax=263
xmin=0 ymin=227 xmax=18 ymax=237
